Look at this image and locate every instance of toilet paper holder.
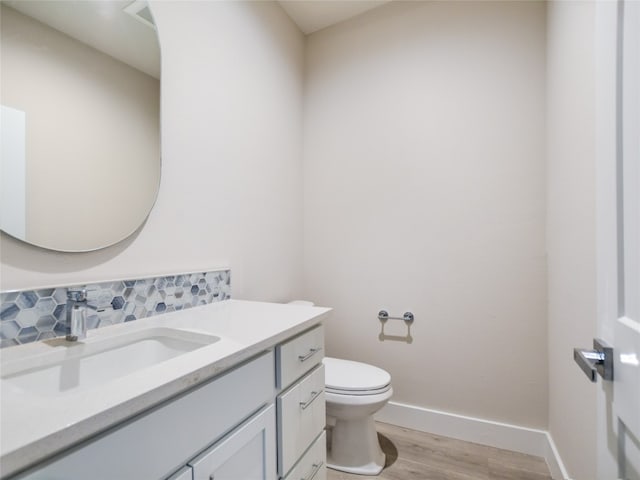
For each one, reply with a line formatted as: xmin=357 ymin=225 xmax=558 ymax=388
xmin=377 ymin=310 xmax=414 ymax=344
xmin=377 ymin=310 xmax=414 ymax=324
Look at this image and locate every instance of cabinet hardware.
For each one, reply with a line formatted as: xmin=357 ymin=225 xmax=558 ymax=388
xmin=299 ymin=390 xmax=322 ymax=410
xmin=378 ymin=310 xmax=414 ymax=323
xmin=298 ymin=347 xmax=321 ymax=362
xmin=301 ymin=461 xmax=324 ymax=480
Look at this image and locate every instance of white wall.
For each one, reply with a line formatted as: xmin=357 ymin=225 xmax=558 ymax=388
xmin=303 ymin=1 xmax=548 ymax=429
xmin=546 ymin=1 xmax=598 ymax=478
xmin=0 ymin=1 xmax=305 ymax=303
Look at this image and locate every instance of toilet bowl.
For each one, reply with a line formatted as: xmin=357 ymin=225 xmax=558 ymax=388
xmin=323 ymin=357 xmax=393 ymax=475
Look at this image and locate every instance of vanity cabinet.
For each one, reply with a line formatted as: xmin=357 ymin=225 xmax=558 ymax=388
xmin=11 ymin=324 xmax=326 ymax=480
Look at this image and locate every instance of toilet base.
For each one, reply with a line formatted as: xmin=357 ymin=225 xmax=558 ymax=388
xmin=326 ymin=460 xmax=384 ymax=476
xmin=326 ymin=415 xmax=385 ymax=475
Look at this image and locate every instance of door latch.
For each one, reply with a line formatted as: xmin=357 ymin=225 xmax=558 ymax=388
xmin=574 ymin=338 xmax=614 ymax=382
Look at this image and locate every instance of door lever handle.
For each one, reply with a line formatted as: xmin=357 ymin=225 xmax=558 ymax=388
xmin=574 ymin=338 xmax=614 ymax=382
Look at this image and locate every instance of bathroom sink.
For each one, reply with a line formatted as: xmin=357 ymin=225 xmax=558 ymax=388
xmin=1 ymin=327 xmax=220 ymax=396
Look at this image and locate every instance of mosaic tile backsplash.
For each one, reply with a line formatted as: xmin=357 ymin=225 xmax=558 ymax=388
xmin=0 ymin=270 xmax=231 ymax=348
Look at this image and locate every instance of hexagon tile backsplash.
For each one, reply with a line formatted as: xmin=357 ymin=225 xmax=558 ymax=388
xmin=0 ymin=270 xmax=231 ymax=348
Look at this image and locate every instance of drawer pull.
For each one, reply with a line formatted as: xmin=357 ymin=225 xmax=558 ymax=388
xmin=301 ymin=461 xmax=324 ymax=480
xmin=299 ymin=390 xmax=322 ymax=410
xmin=298 ymin=347 xmax=322 ymax=362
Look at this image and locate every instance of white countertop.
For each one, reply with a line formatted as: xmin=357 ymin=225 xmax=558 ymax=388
xmin=0 ymin=299 xmax=331 ymax=478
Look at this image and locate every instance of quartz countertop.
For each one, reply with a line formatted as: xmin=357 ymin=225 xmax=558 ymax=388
xmin=0 ymin=299 xmax=331 ymax=478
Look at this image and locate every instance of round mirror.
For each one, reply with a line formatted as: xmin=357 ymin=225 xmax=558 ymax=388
xmin=0 ymin=0 xmax=161 ymax=252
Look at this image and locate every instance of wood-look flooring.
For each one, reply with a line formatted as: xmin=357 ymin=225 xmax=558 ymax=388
xmin=326 ymin=422 xmax=552 ymax=480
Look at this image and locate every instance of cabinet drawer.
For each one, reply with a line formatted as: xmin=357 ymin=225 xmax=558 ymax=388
xmin=283 ymin=432 xmax=326 ymax=480
xmin=277 ymin=365 xmax=325 ymax=476
xmin=276 ymin=325 xmax=324 ymax=390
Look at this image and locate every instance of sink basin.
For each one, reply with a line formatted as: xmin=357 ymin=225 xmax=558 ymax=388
xmin=1 ymin=327 xmax=220 ymax=396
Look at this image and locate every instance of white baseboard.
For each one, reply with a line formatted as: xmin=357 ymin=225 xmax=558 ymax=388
xmin=375 ymin=400 xmax=570 ymax=479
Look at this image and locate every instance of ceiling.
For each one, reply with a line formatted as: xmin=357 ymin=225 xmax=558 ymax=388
xmin=278 ymin=0 xmax=392 ymax=35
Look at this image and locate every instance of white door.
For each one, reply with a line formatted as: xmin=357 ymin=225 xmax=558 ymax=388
xmin=595 ymin=1 xmax=640 ymax=478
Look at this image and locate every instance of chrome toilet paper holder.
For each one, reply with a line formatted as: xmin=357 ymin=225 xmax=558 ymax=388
xmin=377 ymin=310 xmax=414 ymax=324
xmin=377 ymin=310 xmax=414 ymax=344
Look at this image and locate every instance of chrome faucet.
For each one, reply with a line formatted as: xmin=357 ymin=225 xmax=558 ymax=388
xmin=66 ymin=288 xmax=88 ymax=341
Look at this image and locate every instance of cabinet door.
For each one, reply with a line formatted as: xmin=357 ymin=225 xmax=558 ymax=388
xmin=189 ymin=405 xmax=276 ymax=480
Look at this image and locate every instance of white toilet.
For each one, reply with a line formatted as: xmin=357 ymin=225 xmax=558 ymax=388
xmin=323 ymin=356 xmax=393 ymax=475
xmin=287 ymin=301 xmax=393 ymax=475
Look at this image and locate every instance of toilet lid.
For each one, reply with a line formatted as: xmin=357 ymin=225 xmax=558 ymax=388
xmin=323 ymin=357 xmax=391 ymax=392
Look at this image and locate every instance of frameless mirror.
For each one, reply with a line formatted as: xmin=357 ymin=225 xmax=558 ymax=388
xmin=0 ymin=0 xmax=160 ymax=252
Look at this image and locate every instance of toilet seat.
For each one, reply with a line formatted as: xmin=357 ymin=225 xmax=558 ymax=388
xmin=323 ymin=357 xmax=391 ymax=395
xmin=326 ymin=384 xmax=392 ymax=396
